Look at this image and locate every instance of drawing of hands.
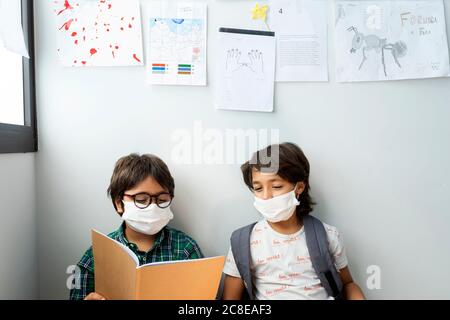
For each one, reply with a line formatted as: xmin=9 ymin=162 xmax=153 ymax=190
xmin=247 ymin=50 xmax=264 ymax=77
xmin=226 ymin=49 xmax=242 ymax=73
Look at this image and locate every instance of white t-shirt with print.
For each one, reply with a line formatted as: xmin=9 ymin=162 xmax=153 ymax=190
xmin=223 ymin=219 xmax=348 ymax=300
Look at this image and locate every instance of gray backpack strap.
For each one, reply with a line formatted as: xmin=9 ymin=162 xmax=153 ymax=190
xmin=230 ymin=222 xmax=257 ymax=300
xmin=303 ymin=215 xmax=344 ymax=299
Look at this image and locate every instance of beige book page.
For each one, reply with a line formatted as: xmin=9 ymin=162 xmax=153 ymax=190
xmin=92 ymin=229 xmax=138 ymax=300
xmin=136 ymin=256 xmax=225 ymax=300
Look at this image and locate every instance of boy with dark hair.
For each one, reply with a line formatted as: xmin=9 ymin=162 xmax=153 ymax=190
xmin=222 ymin=143 xmax=365 ymax=300
xmin=70 ymin=153 xmax=203 ymax=300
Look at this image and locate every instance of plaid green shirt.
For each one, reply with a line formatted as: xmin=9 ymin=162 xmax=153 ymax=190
xmin=69 ymin=223 xmax=204 ymax=300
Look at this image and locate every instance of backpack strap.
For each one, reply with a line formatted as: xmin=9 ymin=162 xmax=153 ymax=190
xmin=303 ymin=215 xmax=345 ymax=300
xmin=230 ymin=222 xmax=257 ymax=300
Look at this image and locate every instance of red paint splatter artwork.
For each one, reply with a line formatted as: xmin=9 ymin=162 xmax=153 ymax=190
xmin=54 ymin=0 xmax=144 ymax=67
xmin=133 ymin=54 xmax=141 ymax=63
xmin=59 ymin=19 xmax=74 ymax=31
xmin=57 ymin=0 xmax=74 ymax=16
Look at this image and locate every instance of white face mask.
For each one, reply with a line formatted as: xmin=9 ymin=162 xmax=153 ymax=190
xmin=253 ymin=185 xmax=300 ymax=223
xmin=121 ymin=201 xmax=174 ymax=235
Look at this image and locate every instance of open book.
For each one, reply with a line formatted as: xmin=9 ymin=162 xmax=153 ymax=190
xmin=92 ymin=229 xmax=225 ymax=300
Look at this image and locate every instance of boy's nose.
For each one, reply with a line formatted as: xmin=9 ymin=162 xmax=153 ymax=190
xmin=261 ymin=189 xmax=273 ymax=200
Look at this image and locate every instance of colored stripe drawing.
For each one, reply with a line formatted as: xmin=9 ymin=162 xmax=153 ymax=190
xmin=152 ymin=63 xmax=167 ymax=74
xmin=178 ymin=64 xmax=192 ymax=75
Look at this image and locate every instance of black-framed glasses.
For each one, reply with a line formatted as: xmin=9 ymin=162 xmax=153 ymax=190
xmin=123 ymin=192 xmax=173 ymax=209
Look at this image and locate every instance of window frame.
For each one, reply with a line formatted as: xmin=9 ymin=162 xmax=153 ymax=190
xmin=0 ymin=0 xmax=37 ymax=154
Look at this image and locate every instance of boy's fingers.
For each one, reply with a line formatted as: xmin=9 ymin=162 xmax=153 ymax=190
xmin=85 ymin=292 xmax=106 ymax=300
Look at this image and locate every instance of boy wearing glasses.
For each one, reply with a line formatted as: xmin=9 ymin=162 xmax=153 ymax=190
xmin=70 ymin=154 xmax=203 ymax=300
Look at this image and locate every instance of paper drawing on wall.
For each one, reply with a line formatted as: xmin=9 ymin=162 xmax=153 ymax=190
xmin=269 ymin=0 xmax=329 ymax=82
xmin=226 ymin=49 xmax=264 ymax=78
xmin=215 ymin=28 xmax=276 ymax=113
xmin=335 ymin=0 xmax=450 ymax=82
xmin=53 ymin=0 xmax=144 ymax=67
xmin=347 ymin=26 xmax=407 ymax=77
xmin=147 ymin=2 xmax=207 ymax=86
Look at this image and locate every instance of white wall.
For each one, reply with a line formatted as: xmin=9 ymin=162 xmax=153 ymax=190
xmin=0 ymin=154 xmax=38 ymax=299
xmin=34 ymin=0 xmax=450 ymax=299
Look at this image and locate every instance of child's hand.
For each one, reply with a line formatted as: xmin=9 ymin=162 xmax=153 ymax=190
xmin=84 ymin=292 xmax=106 ymax=300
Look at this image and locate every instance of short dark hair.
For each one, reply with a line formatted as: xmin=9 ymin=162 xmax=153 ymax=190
xmin=107 ymin=154 xmax=175 ymax=214
xmin=241 ymin=142 xmax=315 ymax=217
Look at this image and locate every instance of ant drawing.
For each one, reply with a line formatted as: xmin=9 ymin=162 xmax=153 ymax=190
xmin=347 ymin=26 xmax=408 ymax=77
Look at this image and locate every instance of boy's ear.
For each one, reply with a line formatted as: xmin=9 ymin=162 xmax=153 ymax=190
xmin=115 ymin=199 xmax=124 ymax=215
xmin=295 ymin=182 xmax=306 ymax=198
